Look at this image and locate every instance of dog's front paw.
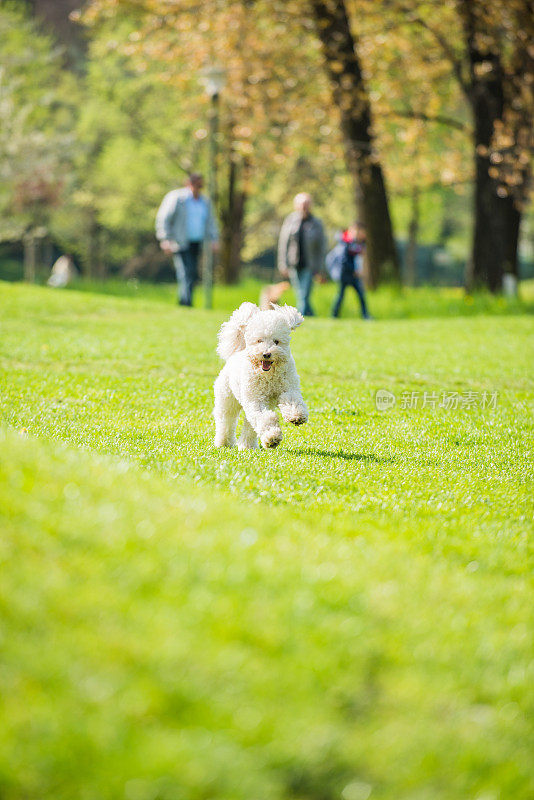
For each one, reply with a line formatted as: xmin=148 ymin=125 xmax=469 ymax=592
xmin=214 ymin=434 xmax=236 ymax=448
xmin=237 ymin=438 xmax=258 ymax=451
xmin=260 ymin=426 xmax=283 ymax=449
xmin=280 ymin=403 xmax=308 ymax=426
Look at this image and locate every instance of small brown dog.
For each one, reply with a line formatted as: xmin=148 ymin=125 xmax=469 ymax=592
xmin=259 ymin=280 xmax=291 ymax=310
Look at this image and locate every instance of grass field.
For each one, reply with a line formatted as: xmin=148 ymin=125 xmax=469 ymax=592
xmin=1 ymin=280 xmax=533 ymax=800
xmin=60 ymin=275 xmax=534 ymax=319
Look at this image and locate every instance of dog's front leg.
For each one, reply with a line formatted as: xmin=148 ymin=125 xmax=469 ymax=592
xmin=278 ymin=391 xmax=308 ymax=426
xmin=242 ymin=401 xmax=283 ymax=449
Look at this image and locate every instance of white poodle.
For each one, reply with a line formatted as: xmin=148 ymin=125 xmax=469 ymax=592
xmin=213 ymin=302 xmax=308 ymax=449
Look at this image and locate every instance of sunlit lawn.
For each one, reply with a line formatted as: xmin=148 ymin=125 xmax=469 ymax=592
xmin=62 ymin=274 xmax=534 ymax=319
xmin=0 ymin=280 xmax=533 ymax=800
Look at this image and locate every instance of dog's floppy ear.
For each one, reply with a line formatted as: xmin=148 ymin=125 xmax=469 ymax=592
xmin=275 ymin=304 xmax=304 ymax=331
xmin=217 ymin=302 xmax=260 ymax=360
xmin=233 ymin=301 xmax=260 ymax=324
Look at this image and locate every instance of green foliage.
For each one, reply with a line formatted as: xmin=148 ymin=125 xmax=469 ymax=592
xmin=1 ymin=1 xmax=533 ymax=279
xmin=0 ymin=283 xmax=533 ymax=798
xmin=0 ymin=2 xmax=62 ymax=106
xmin=0 ymin=4 xmax=78 ymax=241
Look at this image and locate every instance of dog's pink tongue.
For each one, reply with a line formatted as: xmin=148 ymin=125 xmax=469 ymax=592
xmin=261 ymin=361 xmax=272 ymax=371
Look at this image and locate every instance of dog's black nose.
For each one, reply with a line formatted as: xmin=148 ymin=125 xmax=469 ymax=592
xmin=263 ymin=352 xmax=271 ymax=359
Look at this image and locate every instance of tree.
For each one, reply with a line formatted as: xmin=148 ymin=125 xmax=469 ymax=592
xmin=83 ymin=0 xmax=348 ymax=282
xmin=0 ymin=6 xmax=76 ymax=281
xmin=28 ymin=0 xmax=87 ymax=69
xmin=458 ymin=0 xmax=510 ymax=290
xmin=308 ymin=0 xmax=400 ymax=286
xmin=358 ymin=1 xmax=471 ymax=284
xmin=394 ymin=0 xmax=533 ymax=291
xmin=485 ymin=0 xmax=533 ymax=282
xmin=84 ymin=0 xmax=402 ymax=284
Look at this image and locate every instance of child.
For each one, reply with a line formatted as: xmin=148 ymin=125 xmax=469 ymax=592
xmin=331 ymin=222 xmax=370 ymax=319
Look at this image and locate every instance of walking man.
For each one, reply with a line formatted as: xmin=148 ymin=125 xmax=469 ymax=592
xmin=277 ymin=193 xmax=326 ymax=316
xmin=156 ymin=173 xmax=219 ymax=306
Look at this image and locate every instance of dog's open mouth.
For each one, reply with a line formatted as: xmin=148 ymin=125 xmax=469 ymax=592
xmin=261 ymin=360 xmax=273 ymax=372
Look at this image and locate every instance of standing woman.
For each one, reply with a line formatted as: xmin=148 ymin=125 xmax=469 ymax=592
xmin=277 ymin=193 xmax=327 ymax=316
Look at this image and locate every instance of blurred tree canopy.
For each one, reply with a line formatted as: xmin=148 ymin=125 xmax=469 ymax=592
xmin=0 ymin=4 xmax=78 ymax=278
xmin=1 ymin=0 xmax=532 ymax=290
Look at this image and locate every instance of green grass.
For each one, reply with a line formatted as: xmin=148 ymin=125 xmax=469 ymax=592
xmin=61 ymin=276 xmax=534 ymax=319
xmin=1 ymin=281 xmax=533 ymax=800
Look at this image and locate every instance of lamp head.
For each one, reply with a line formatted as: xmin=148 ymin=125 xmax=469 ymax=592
xmin=200 ymin=65 xmax=227 ymax=97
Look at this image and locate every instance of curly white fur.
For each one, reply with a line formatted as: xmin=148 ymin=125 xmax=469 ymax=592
xmin=213 ymin=302 xmax=308 ymax=450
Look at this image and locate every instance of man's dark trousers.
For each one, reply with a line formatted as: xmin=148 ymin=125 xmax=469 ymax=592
xmin=173 ymin=241 xmax=202 ymax=306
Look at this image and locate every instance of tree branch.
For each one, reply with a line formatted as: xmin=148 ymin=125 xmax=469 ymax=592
xmin=391 ymin=108 xmax=470 ymax=132
xmin=395 ymin=3 xmax=471 ymax=98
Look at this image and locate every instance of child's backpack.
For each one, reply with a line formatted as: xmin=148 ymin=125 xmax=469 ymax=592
xmin=326 ymin=242 xmax=345 ymax=282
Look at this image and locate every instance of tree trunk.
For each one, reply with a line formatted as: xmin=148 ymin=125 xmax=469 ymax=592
xmin=219 ymin=159 xmax=246 ymax=284
xmin=361 ymin=164 xmax=399 ymax=286
xmin=86 ymin=215 xmax=103 ymax=279
xmin=42 ymin=235 xmax=53 ymax=275
xmin=23 ymin=232 xmax=37 ymax=283
xmin=95 ymin=225 xmax=107 ymax=280
xmin=309 ymin=0 xmax=399 ymax=287
xmin=503 ymin=196 xmax=521 ymax=279
xmin=405 ymin=187 xmax=420 ymax=286
xmin=29 ymin=0 xmax=87 ymax=70
xmin=86 ymin=232 xmax=95 ymax=280
xmin=497 ymin=0 xmax=531 ymax=282
xmin=470 ymin=131 xmax=507 ymax=293
xmin=460 ymin=1 xmax=507 ymax=292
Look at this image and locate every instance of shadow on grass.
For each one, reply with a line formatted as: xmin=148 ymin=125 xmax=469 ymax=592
xmin=287 ymin=447 xmax=396 ymax=464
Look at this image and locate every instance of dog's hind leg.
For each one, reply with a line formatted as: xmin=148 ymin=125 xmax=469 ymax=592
xmin=238 ymin=417 xmax=258 ymax=450
xmin=214 ymin=374 xmax=240 ymax=447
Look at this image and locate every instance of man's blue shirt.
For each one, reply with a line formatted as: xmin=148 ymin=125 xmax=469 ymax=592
xmin=185 ymin=193 xmax=209 ymax=243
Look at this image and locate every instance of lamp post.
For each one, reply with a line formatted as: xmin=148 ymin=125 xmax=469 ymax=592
xmin=200 ymin=65 xmax=226 ymax=309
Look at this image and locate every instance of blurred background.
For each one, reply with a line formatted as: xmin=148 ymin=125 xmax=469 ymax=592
xmin=0 ymin=0 xmax=532 ymax=293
